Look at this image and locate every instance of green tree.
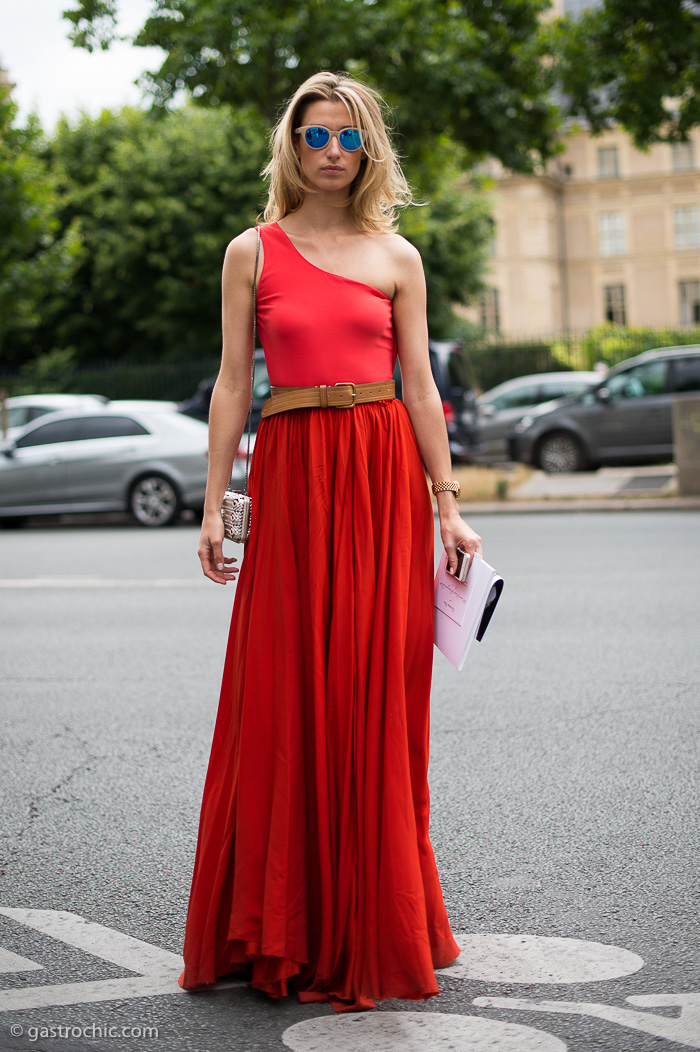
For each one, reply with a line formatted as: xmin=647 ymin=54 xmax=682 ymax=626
xmin=400 ymin=139 xmax=492 ymax=337
xmin=41 ymin=104 xmax=269 ymax=365
xmin=550 ymin=0 xmax=700 ymax=147
xmin=0 ymin=88 xmax=82 ymax=368
xmin=38 ymin=106 xmax=489 ymax=360
xmin=63 ymin=0 xmax=560 ymax=172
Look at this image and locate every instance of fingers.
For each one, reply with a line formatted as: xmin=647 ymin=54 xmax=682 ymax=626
xmin=198 ymin=537 xmax=239 ymax=585
xmin=444 ymin=542 xmax=459 ymax=576
xmin=441 ymin=523 xmax=483 ymax=575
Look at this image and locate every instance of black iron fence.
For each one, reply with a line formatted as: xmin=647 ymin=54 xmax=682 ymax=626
xmin=2 ymin=326 xmax=700 ymax=401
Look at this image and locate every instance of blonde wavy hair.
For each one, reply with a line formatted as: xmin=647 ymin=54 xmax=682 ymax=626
xmin=261 ymin=71 xmax=412 ymax=233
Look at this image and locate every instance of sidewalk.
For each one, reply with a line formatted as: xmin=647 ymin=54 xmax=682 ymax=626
xmin=449 ymin=464 xmax=700 ymax=514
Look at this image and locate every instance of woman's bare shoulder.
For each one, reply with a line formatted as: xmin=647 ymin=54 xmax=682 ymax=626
xmin=223 ymin=225 xmax=268 ymax=287
xmin=379 ymin=231 xmax=423 ymax=267
xmin=376 ymin=231 xmax=424 ymax=290
xmin=224 ymin=225 xmax=260 ymax=264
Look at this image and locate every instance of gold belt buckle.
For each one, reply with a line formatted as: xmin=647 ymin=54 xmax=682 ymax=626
xmin=333 ymin=382 xmax=357 ymax=408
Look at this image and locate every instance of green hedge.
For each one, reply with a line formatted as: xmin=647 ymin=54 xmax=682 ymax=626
xmin=464 ymin=326 xmax=700 ymax=391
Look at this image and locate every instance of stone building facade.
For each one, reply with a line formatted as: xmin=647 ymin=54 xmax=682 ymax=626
xmin=466 ymin=125 xmax=700 ymax=338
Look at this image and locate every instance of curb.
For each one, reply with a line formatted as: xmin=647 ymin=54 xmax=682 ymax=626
xmin=434 ymin=497 xmax=700 ymax=516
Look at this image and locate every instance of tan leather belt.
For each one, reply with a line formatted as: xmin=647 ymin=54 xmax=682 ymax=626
xmin=261 ymin=380 xmax=395 ymax=418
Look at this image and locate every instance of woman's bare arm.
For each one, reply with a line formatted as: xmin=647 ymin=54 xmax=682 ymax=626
xmin=198 ymin=227 xmax=261 ymax=584
xmin=391 ymin=236 xmax=482 ymax=573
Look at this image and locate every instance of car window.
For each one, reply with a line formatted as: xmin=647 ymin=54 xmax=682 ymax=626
xmin=490 ymin=385 xmax=541 ymax=411
xmin=447 ymin=353 xmax=469 ymax=389
xmin=7 ymin=407 xmax=31 ymax=429
xmin=15 ymin=418 xmax=84 ymax=447
xmin=606 ymin=360 xmax=668 ymax=400
xmin=672 ymin=356 xmax=700 ymax=393
xmin=80 ymin=416 xmax=150 ymax=439
xmin=252 ymin=360 xmax=270 ymax=400
xmin=28 ymin=407 xmax=55 ymax=423
xmin=542 ymin=379 xmax=590 ymax=400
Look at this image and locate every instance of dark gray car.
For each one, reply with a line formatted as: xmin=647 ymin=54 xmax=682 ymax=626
xmin=509 ymin=346 xmax=700 ymax=473
xmin=474 ymin=371 xmax=600 ymax=462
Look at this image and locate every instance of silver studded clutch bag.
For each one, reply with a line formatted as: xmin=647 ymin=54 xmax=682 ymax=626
xmin=221 ymin=226 xmax=260 ymax=545
xmin=221 ymin=490 xmax=252 ymax=543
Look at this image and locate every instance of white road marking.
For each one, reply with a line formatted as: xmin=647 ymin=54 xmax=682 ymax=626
xmin=474 ymin=993 xmax=700 ymax=1050
xmin=441 ymin=933 xmax=644 ymax=984
xmin=283 ymin=1012 xmax=567 ymax=1051
xmin=0 ymin=975 xmax=184 ymax=1012
xmin=0 ymin=909 xmax=244 ymax=1012
xmin=0 ymin=947 xmax=42 ymax=974
xmin=0 ymin=578 xmax=204 ymax=588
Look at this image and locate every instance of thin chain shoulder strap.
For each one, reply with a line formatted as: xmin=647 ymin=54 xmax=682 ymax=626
xmin=240 ymin=225 xmax=261 ymax=496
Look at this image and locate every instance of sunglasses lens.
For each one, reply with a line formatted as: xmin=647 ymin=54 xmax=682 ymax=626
xmin=305 ymin=126 xmax=330 ymax=149
xmin=339 ymin=128 xmax=362 ymax=152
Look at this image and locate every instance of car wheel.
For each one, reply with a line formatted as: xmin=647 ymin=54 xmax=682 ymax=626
xmin=536 ymin=431 xmax=585 ymax=474
xmin=129 ymin=475 xmax=181 ymax=527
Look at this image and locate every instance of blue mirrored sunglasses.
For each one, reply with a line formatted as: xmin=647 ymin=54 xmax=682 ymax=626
xmin=295 ymin=125 xmax=363 ymax=152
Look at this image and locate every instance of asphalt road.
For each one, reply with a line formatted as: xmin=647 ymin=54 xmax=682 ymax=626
xmin=1 ymin=511 xmax=699 ymax=1052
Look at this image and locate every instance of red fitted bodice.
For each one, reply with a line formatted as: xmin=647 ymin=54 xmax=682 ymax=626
xmin=256 ymin=222 xmax=396 ymax=387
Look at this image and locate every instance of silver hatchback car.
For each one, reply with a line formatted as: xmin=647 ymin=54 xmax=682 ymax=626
xmin=0 ymin=404 xmax=210 ymax=526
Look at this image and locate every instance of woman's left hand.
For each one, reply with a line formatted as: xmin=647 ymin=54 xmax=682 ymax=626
xmin=439 ymin=507 xmax=483 ymax=576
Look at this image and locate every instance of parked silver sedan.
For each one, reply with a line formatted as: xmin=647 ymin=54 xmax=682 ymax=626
xmin=2 ymin=393 xmax=108 ymax=442
xmin=0 ymin=404 xmax=211 ymax=527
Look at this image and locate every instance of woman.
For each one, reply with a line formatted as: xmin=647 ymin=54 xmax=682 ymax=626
xmin=179 ymin=70 xmax=483 ymax=1013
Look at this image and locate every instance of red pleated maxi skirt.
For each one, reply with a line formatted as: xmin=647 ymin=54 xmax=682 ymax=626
xmin=179 ymin=398 xmax=460 ymax=1011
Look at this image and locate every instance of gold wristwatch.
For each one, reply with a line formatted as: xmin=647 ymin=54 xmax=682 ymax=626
xmin=431 ymin=479 xmax=461 ymax=500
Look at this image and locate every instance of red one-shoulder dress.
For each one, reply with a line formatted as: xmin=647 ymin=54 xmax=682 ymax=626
xmin=178 ymin=221 xmax=460 ymax=1012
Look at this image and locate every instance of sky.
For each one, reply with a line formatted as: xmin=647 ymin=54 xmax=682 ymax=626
xmin=0 ymin=0 xmax=165 ymax=129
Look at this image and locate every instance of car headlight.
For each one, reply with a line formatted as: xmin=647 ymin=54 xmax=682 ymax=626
xmin=513 ymin=415 xmax=535 ymax=434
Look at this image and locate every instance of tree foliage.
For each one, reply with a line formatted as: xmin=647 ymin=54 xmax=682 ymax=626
xmin=550 ymin=0 xmax=700 ymax=147
xmin=36 ymin=105 xmax=270 ymax=365
xmin=21 ymin=105 xmax=489 ymax=363
xmin=401 ymin=140 xmax=492 ymax=337
xmin=63 ymin=0 xmax=560 ymax=172
xmin=0 ymin=89 xmax=82 ymax=365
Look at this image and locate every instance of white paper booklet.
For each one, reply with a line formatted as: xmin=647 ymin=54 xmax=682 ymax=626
xmin=434 ymin=550 xmax=504 ymax=670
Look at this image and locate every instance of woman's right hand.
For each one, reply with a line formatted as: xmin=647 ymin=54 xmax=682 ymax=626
xmin=198 ymin=513 xmax=239 ymax=585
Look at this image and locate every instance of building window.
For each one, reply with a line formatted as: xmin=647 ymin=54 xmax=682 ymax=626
xmin=486 ymin=217 xmax=497 ymax=257
xmin=597 ymin=146 xmax=619 ymax=179
xmin=674 ymin=206 xmax=699 ymax=250
xmin=598 ymin=211 xmax=625 ymax=256
xmin=679 ymin=280 xmax=700 ymax=325
xmin=672 ymin=140 xmax=695 ymax=172
xmin=604 ymin=284 xmax=626 ymax=324
xmin=480 ymin=288 xmax=500 ymax=332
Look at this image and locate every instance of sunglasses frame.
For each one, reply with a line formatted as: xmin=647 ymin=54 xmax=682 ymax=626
xmin=294 ymin=125 xmax=364 ymax=153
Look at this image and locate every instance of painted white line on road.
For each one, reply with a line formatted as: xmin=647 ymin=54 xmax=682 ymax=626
xmin=0 ymin=909 xmax=244 ymax=1012
xmin=0 ymin=975 xmax=182 ymax=1013
xmin=0 ymin=947 xmax=43 ymax=974
xmin=441 ymin=933 xmax=644 ymax=984
xmin=0 ymin=578 xmax=205 ymax=588
xmin=475 ymin=993 xmax=700 ymax=1050
xmin=0 ymin=909 xmax=180 ymax=973
xmin=283 ymin=1013 xmax=567 ymax=1052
